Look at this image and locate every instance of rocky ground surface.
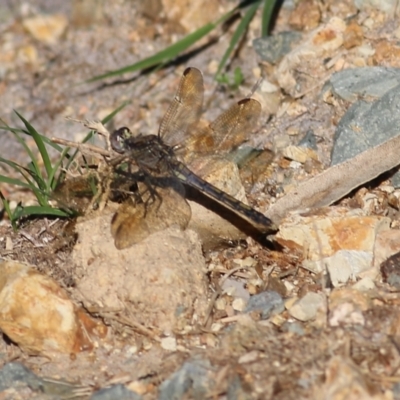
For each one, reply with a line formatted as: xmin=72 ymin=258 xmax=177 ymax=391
xmin=2 ymin=0 xmax=400 ymax=399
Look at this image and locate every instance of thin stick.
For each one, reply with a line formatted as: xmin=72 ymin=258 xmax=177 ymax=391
xmin=101 ymin=312 xmax=161 ymax=341
xmin=51 ymin=137 xmax=111 ymax=158
xmin=202 ymin=265 xmax=252 ymax=327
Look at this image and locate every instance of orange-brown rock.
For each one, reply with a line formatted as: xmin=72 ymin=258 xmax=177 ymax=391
xmin=0 ymin=261 xmax=107 ymax=355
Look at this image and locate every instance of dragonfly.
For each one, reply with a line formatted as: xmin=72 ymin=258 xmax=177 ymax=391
xmin=109 ymin=67 xmax=277 ymax=249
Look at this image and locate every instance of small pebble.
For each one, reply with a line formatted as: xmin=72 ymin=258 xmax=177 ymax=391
xmin=381 ymin=251 xmax=400 ymax=289
xmin=238 ymin=350 xmax=259 ymax=364
xmin=211 ymin=323 xmax=223 ymax=332
xmin=288 ymin=292 xmax=326 ymax=322
xmin=161 ymin=337 xmax=177 ymax=351
xmin=244 ymin=290 xmax=284 ymax=319
xmin=281 ymin=321 xmax=305 ymax=336
xmin=232 ymin=298 xmax=247 ymax=312
xmin=215 ymin=297 xmax=226 ymax=311
xmin=352 ymin=277 xmax=375 ymax=291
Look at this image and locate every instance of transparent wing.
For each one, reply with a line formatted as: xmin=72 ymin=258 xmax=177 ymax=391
xmin=183 ymin=98 xmax=261 ymax=159
xmin=111 ymin=181 xmax=191 ymax=249
xmin=210 ymin=98 xmax=261 ymax=153
xmin=158 ymin=67 xmax=204 ymax=147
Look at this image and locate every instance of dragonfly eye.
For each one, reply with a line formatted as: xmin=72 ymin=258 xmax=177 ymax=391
xmin=110 ymin=127 xmax=132 ymax=153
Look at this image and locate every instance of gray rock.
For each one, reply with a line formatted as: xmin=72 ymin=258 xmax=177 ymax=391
xmin=0 ymin=362 xmax=97 ymax=399
xmin=327 ymin=67 xmax=400 ymax=102
xmin=253 ymin=31 xmax=302 ymax=64
xmin=221 ymin=277 xmax=250 ymax=302
xmin=298 ymin=129 xmax=317 ymax=150
xmin=281 ymin=321 xmax=305 ymax=336
xmin=354 ymin=0 xmax=399 ymax=13
xmin=90 ymin=384 xmax=142 ymax=400
xmin=229 ymin=146 xmax=261 ymax=167
xmin=227 ymin=374 xmax=252 ymax=400
xmin=328 ymin=67 xmax=400 ymax=171
xmin=0 ymin=362 xmax=43 ymax=391
xmin=158 ymin=359 xmax=213 ymax=400
xmin=393 ymin=380 xmax=400 ymax=400
xmin=391 ymin=172 xmax=400 ymax=189
xmin=244 ymin=290 xmax=284 ymax=319
xmin=325 ymin=250 xmax=372 ymax=287
xmin=381 ymin=251 xmax=400 ymax=290
xmin=288 ymin=292 xmax=327 ymax=322
xmin=331 ymin=79 xmax=400 ymax=166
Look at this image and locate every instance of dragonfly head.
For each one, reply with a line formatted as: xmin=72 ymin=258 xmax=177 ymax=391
xmin=110 ymin=127 xmax=132 ymax=154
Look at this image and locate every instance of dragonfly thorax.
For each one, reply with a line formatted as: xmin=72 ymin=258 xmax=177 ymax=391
xmin=110 ymin=129 xmax=175 ymax=175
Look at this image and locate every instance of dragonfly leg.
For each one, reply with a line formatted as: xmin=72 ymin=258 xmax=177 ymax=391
xmin=140 ymin=174 xmax=164 ymax=216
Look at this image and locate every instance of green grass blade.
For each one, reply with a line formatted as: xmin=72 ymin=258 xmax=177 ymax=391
xmin=12 ymin=112 xmax=76 ymax=193
xmin=216 ymin=1 xmax=261 ymax=77
xmin=0 ymin=156 xmax=38 ymax=187
xmin=48 ymin=146 xmax=70 ymax=190
xmin=0 ymin=175 xmax=35 ymax=190
xmin=0 ymin=116 xmax=71 ymax=212
xmin=15 ymin=205 xmax=72 ymax=218
xmin=87 ymin=8 xmax=237 ymax=83
xmin=65 ymin=99 xmax=130 ymax=170
xmin=9 ymin=122 xmax=42 ymax=179
xmin=14 ymin=111 xmax=53 ymax=179
xmin=0 ymin=174 xmax=45 ymax=204
xmin=26 ymin=161 xmax=47 ymax=191
xmin=101 ymin=100 xmax=130 ymax=125
xmin=87 ymin=24 xmax=217 ymax=82
xmin=9 ymin=130 xmax=41 ymax=175
xmin=0 ymin=155 xmax=49 ymax=205
xmin=0 ymin=124 xmax=67 ymax=154
xmin=0 ymin=191 xmax=17 ymax=229
xmin=0 ymin=191 xmax=11 ymax=213
xmin=0 ymin=155 xmax=31 ymax=174
xmin=64 ymin=100 xmax=130 ymax=171
xmin=261 ymin=0 xmax=276 ymax=37
xmin=13 ymin=131 xmax=48 ymax=194
xmin=9 ymin=202 xmax=24 ymax=225
xmin=0 ymin=156 xmax=47 ymax=203
xmin=31 ymin=132 xmax=66 ymax=153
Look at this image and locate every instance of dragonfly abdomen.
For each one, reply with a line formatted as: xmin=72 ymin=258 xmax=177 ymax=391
xmin=173 ymin=162 xmax=276 ymax=233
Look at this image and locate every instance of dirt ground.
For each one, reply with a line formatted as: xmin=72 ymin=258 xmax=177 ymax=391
xmin=1 ymin=0 xmax=400 ymax=399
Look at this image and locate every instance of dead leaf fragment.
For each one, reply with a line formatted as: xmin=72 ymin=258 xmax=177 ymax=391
xmin=343 ymin=21 xmax=364 ymax=50
xmin=289 ymin=0 xmax=321 ymax=31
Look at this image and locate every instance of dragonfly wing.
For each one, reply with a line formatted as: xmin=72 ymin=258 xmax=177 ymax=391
xmin=159 ymin=67 xmax=204 ymax=147
xmin=209 ymin=98 xmax=261 ymax=154
xmin=111 ymin=181 xmax=191 ymax=249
